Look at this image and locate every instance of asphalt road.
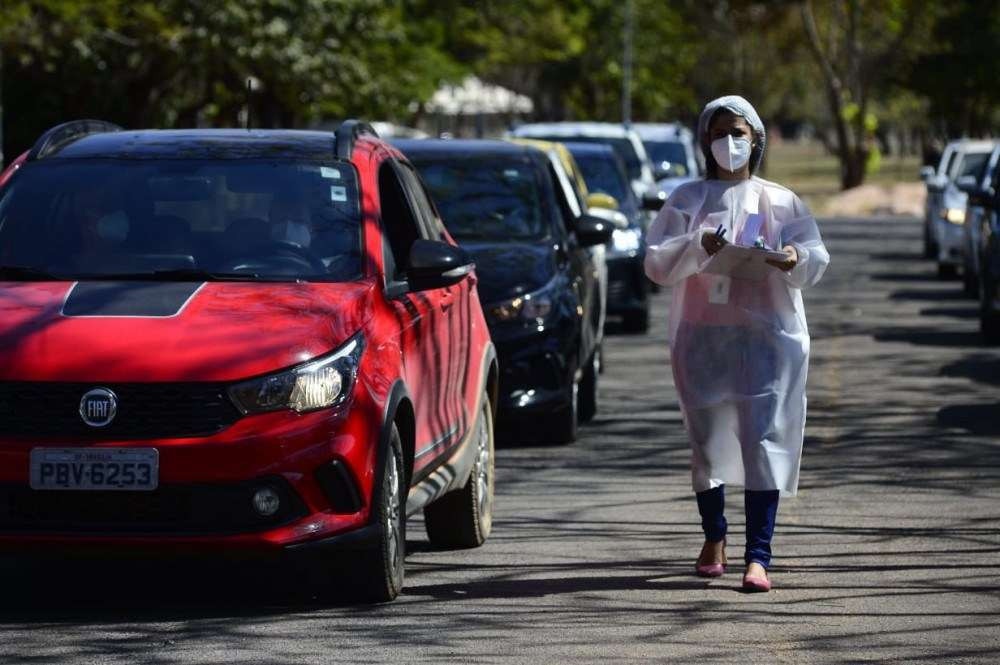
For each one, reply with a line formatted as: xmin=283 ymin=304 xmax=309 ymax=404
xmin=1 ymin=216 xmax=999 ymax=664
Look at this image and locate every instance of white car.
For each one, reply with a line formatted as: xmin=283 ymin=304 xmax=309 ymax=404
xmin=632 ymin=122 xmax=703 ymax=199
xmin=921 ymin=139 xmax=994 ymax=277
xmin=509 ymin=122 xmax=659 ymax=203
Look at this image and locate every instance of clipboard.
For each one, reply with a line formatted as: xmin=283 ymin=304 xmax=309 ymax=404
xmin=703 ymin=243 xmax=788 ymax=281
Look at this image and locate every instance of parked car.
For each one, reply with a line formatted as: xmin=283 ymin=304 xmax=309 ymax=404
xmin=509 ymin=122 xmax=661 ymax=205
xmin=921 ymin=139 xmax=994 ymax=276
xmin=0 ymin=120 xmax=499 ymax=602
xmin=508 ymin=137 xmax=612 ymax=346
xmin=565 ymin=142 xmax=651 ymax=333
xmin=395 ymin=139 xmax=613 ymax=442
xmin=959 ymin=144 xmax=1000 ymax=296
xmin=974 ymin=155 xmax=1000 ymax=343
xmin=631 ymin=122 xmax=703 ymax=199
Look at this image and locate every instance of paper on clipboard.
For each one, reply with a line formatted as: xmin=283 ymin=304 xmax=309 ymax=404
xmin=703 ymin=243 xmax=788 ymax=281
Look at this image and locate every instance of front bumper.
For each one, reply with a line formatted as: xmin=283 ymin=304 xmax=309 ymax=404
xmin=0 ymin=396 xmax=381 ymax=551
xmin=934 ymin=218 xmax=965 ymax=265
xmin=489 ymin=319 xmax=578 ymax=416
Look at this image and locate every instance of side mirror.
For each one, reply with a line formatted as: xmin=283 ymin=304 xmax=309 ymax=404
xmin=586 ymin=192 xmax=619 ymax=211
xmin=407 ymin=239 xmax=474 ymax=291
xmin=573 ymin=214 xmax=615 ymax=247
xmin=919 ymin=166 xmax=935 ymax=182
xmin=641 ymin=190 xmax=666 ymax=212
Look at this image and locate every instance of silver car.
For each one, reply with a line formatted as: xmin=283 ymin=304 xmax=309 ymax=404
xmin=921 ymin=139 xmax=994 ymax=278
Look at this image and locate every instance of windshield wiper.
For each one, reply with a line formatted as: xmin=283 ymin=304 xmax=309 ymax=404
xmin=0 ymin=265 xmax=68 ymax=281
xmin=98 ymin=268 xmax=264 ymax=282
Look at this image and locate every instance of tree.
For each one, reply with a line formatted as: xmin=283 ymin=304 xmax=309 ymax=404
xmin=799 ymin=0 xmax=939 ymax=189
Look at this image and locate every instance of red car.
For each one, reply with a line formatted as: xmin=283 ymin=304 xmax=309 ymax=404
xmin=0 ymin=120 xmax=498 ymax=602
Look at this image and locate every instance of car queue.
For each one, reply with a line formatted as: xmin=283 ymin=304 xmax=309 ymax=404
xmin=0 ymin=117 xmax=683 ymax=604
xmin=921 ymin=138 xmax=1000 ymax=342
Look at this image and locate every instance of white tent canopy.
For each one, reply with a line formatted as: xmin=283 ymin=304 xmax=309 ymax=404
xmin=423 ymin=76 xmax=533 ymax=116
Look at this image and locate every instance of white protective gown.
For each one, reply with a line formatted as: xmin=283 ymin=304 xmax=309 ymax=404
xmin=644 ymin=176 xmax=829 ymax=496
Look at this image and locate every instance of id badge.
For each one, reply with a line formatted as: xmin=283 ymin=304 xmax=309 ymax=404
xmin=708 ymin=275 xmax=731 ymax=305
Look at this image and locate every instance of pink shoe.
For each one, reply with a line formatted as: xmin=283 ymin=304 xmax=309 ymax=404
xmin=742 ymin=571 xmax=772 ymax=592
xmin=696 ymin=562 xmax=726 ymax=577
xmin=695 ymin=540 xmax=727 ymax=577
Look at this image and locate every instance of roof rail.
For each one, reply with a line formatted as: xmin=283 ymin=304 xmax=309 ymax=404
xmin=27 ymin=119 xmax=123 ymax=161
xmin=335 ymin=120 xmax=378 ymax=160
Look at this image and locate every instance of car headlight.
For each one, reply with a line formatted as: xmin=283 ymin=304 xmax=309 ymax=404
xmin=943 ymin=208 xmax=966 ymax=224
xmin=611 ymin=228 xmax=642 ymax=253
xmin=229 ymin=334 xmax=364 ymax=415
xmin=488 ymin=280 xmax=556 ymax=324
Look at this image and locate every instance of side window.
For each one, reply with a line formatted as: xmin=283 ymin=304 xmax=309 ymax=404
xmin=397 ymin=163 xmax=444 ymax=240
xmin=378 ymin=161 xmax=421 ymax=282
xmin=547 ymin=163 xmax=577 ymax=236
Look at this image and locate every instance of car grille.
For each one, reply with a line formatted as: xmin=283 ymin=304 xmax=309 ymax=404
xmin=0 ymin=382 xmax=242 ymax=440
xmin=0 ymin=479 xmax=306 ymax=534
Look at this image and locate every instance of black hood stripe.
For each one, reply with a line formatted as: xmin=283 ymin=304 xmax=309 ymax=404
xmin=62 ymin=282 xmax=204 ymax=318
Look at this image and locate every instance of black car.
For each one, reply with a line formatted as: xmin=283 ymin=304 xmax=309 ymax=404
xmin=972 ymin=155 xmax=1000 ymax=343
xmin=395 ymin=140 xmax=612 ymax=443
xmin=566 ymin=142 xmax=650 ymax=332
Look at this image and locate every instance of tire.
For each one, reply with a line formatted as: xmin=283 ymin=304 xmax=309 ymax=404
xmin=963 ymin=267 xmax=979 ymax=298
xmin=937 ymin=263 xmax=958 ymax=279
xmin=315 ymin=425 xmax=406 ymax=603
xmin=923 ymin=224 xmax=937 ymax=259
xmin=622 ymin=308 xmax=650 ymax=334
xmin=577 ymin=348 xmax=599 ymax=424
xmin=982 ymin=272 xmax=1000 ymax=345
xmin=423 ymin=393 xmax=495 ymax=548
xmin=546 ymin=377 xmax=579 ymax=444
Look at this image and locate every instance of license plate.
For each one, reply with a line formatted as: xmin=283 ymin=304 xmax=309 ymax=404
xmin=30 ymin=448 xmax=159 ymax=491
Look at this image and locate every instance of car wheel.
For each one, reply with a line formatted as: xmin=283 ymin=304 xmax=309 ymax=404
xmin=330 ymin=425 xmax=406 ymax=603
xmin=577 ymin=348 xmax=599 ymax=424
xmin=546 ymin=375 xmax=579 ymax=445
xmin=981 ymin=272 xmax=1000 ymax=345
xmin=963 ymin=267 xmax=979 ymax=298
xmin=423 ymin=392 xmax=495 ymax=548
xmin=937 ymin=263 xmax=958 ymax=279
xmin=622 ymin=308 xmax=650 ymax=334
xmin=924 ymin=224 xmax=937 ymax=259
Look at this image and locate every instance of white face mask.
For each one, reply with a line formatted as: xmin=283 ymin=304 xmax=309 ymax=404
xmin=711 ymin=135 xmax=752 ymax=173
xmin=271 ymin=220 xmax=312 ymax=248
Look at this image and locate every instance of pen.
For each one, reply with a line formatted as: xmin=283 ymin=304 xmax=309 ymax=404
xmin=715 ymin=225 xmax=727 ymax=240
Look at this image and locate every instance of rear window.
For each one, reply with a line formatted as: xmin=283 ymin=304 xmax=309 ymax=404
xmin=410 ymin=155 xmax=551 ymax=242
xmin=0 ymin=158 xmax=362 ymax=281
xmin=644 ymin=140 xmax=690 ymax=177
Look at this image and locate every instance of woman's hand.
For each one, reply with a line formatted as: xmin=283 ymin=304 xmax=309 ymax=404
xmin=701 ymin=231 xmax=728 ymax=256
xmin=766 ymin=245 xmax=799 ymax=271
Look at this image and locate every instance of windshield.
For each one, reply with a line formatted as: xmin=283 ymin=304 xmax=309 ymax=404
xmin=0 ymin=159 xmax=362 ymax=281
xmin=530 ymin=135 xmax=641 ymax=182
xmin=410 ymin=156 xmax=550 ymax=241
xmin=572 ymin=153 xmax=631 ymax=206
xmin=958 ymin=152 xmax=990 ymax=180
xmin=644 ymin=140 xmax=689 ymax=177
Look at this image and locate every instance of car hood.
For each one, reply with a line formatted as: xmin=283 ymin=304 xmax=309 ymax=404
xmin=942 ymin=186 xmax=969 ymax=209
xmin=461 ymin=241 xmax=556 ymax=305
xmin=0 ymin=280 xmax=375 ymax=382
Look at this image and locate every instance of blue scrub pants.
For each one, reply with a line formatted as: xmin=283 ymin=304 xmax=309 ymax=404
xmin=696 ymin=485 xmax=779 ymax=568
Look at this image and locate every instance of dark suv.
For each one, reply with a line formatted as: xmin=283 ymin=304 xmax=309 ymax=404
xmin=395 ymin=139 xmax=612 ymax=443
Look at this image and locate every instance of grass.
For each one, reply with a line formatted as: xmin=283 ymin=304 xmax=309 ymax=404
xmin=762 ymin=140 xmax=921 ymax=213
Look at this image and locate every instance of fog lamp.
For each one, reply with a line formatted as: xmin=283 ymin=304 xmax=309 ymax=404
xmin=252 ymin=486 xmax=281 ymax=517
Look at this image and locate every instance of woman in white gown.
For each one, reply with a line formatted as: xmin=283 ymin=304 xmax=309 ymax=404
xmin=644 ymin=95 xmax=829 ymax=592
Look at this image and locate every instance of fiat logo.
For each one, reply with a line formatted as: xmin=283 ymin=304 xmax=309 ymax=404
xmin=79 ymin=388 xmax=118 ymax=428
